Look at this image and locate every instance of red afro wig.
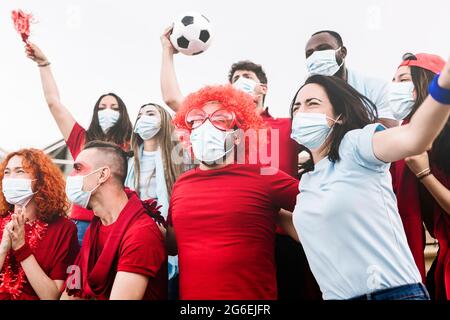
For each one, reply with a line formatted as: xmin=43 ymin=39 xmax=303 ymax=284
xmin=173 ymin=84 xmax=266 ymax=132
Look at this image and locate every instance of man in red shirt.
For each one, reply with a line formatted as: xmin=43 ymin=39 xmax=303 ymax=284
xmin=167 ymin=85 xmax=299 ymax=299
xmin=61 ymin=141 xmax=167 ymax=300
xmin=160 ymin=28 xmax=320 ymax=299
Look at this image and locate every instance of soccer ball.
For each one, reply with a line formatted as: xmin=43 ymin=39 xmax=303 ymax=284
xmin=170 ymin=12 xmax=213 ymax=56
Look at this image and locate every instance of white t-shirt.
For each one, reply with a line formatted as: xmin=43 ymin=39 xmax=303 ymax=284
xmin=293 ymin=123 xmax=421 ymax=300
xmin=347 ymin=68 xmax=395 ymax=120
xmin=139 ymin=150 xmax=158 ymax=200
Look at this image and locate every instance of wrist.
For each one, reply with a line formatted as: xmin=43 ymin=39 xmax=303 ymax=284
xmin=429 ymin=73 xmax=450 ymax=104
xmin=38 ymin=61 xmax=51 ymax=67
xmin=13 ymin=242 xmax=32 ymax=262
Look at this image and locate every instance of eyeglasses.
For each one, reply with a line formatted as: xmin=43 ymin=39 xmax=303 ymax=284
xmin=185 ymin=108 xmax=237 ymax=131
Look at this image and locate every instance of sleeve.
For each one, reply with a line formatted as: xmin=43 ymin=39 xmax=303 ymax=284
xmin=269 ymin=169 xmax=299 ymax=212
xmin=371 ymin=80 xmax=395 ymax=120
xmin=66 ymin=122 xmax=86 ymax=159
xmin=117 ymin=223 xmax=166 ymax=278
xmin=351 ymin=123 xmax=390 ymax=171
xmin=49 ymin=221 xmax=80 ymax=280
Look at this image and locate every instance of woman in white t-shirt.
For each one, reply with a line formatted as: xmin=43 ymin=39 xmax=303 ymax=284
xmin=124 ymin=103 xmax=183 ymax=299
xmin=279 ymin=56 xmax=450 ymax=300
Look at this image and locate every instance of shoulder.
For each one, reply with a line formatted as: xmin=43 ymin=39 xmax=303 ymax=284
xmin=47 ymin=216 xmax=77 ymax=234
xmin=124 ymin=213 xmax=162 ymax=243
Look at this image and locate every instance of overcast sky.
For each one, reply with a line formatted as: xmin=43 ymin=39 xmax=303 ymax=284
xmin=1 ymin=0 xmax=449 ymax=151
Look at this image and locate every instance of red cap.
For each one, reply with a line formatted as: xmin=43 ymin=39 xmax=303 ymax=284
xmin=399 ymin=53 xmax=445 ymax=74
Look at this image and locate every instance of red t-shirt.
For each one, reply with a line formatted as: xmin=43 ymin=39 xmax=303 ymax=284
xmin=260 ymin=108 xmax=299 ymax=178
xmin=0 ymin=216 xmax=79 ymax=300
xmin=168 ymin=164 xmax=299 ymax=300
xmin=260 ymin=109 xmax=300 ymax=234
xmin=66 ymin=122 xmax=130 ymax=222
xmin=83 ymin=212 xmax=168 ymax=300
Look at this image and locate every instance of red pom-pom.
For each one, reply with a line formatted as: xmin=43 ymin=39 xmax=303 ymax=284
xmin=11 ymin=9 xmax=34 ymax=44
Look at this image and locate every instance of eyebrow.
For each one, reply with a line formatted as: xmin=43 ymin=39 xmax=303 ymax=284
xmin=4 ymin=166 xmax=24 ymax=171
xmin=305 ymin=98 xmax=322 ymax=103
xmin=398 ymin=73 xmax=411 ymax=78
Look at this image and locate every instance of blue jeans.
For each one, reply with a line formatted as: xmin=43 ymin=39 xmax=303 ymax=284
xmin=72 ymin=219 xmax=90 ymax=247
xmin=349 ymin=283 xmax=430 ymax=300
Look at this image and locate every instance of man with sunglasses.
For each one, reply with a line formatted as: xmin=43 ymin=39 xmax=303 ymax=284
xmin=165 ymin=85 xmax=299 ymax=299
xmin=160 ymin=27 xmax=317 ymax=300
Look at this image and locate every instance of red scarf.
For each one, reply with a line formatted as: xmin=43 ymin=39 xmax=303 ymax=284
xmin=67 ymin=189 xmax=161 ymax=299
xmin=0 ymin=213 xmax=48 ymax=299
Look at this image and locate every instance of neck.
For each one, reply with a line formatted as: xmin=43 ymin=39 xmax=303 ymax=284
xmin=311 ymin=145 xmax=329 ymax=164
xmin=336 ymin=65 xmax=348 ymax=81
xmin=256 ymin=99 xmax=265 ymax=115
xmin=90 ymin=186 xmax=129 ymax=225
xmin=143 ymin=138 xmax=158 ymax=152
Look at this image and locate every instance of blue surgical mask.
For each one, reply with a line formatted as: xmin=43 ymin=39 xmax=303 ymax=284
xmin=388 ymin=81 xmax=415 ymax=120
xmin=65 ymin=168 xmax=104 ymax=208
xmin=306 ymin=47 xmax=344 ymax=76
xmin=233 ymin=77 xmax=258 ymax=95
xmin=134 ymin=115 xmax=161 ymax=140
xmin=291 ymin=112 xmax=341 ymax=150
xmin=98 ymin=109 xmax=120 ymax=133
xmin=189 ymin=120 xmax=236 ymax=165
xmin=2 ymin=178 xmax=36 ymax=207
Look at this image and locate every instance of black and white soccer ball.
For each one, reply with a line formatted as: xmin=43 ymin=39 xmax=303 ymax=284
xmin=170 ymin=12 xmax=213 ymax=56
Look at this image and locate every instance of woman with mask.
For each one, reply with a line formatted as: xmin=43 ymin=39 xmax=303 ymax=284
xmin=24 ymin=43 xmax=133 ymax=245
xmin=124 ymin=103 xmax=182 ymax=299
xmin=0 ymin=149 xmax=79 ymax=300
xmin=390 ymin=53 xmax=450 ymax=300
xmin=279 ymin=55 xmax=450 ymax=300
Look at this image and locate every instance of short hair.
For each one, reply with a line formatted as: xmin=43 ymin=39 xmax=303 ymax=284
xmin=83 ymin=140 xmax=131 ymax=185
xmin=228 ymin=60 xmax=268 ymax=84
xmin=311 ymin=30 xmax=344 ymax=47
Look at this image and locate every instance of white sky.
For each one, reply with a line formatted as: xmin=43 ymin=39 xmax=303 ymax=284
xmin=1 ymin=0 xmax=449 ymax=151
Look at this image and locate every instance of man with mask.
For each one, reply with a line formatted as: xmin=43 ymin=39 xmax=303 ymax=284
xmin=160 ymin=28 xmax=319 ymax=300
xmin=305 ymin=30 xmax=398 ymax=128
xmin=61 ymin=141 xmax=167 ymax=300
xmin=165 ymin=85 xmax=299 ymax=299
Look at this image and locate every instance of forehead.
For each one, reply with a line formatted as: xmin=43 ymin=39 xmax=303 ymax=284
xmin=201 ymin=102 xmax=223 ymax=114
xmin=100 ymin=95 xmax=118 ymax=105
xmin=296 ymin=83 xmax=329 ymax=102
xmin=231 ymin=69 xmax=258 ymax=81
xmin=395 ymin=66 xmax=411 ymax=78
xmin=306 ymin=33 xmax=339 ymax=51
xmin=75 ymin=148 xmax=97 ymax=167
xmin=139 ymin=104 xmax=159 ymax=114
xmin=6 ymin=155 xmax=23 ymax=168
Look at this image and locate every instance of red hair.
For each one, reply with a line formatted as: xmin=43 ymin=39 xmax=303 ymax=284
xmin=173 ymin=85 xmax=266 ymax=131
xmin=0 ymin=149 xmax=69 ymax=222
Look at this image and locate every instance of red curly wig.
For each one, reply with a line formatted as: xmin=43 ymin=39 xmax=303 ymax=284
xmin=173 ymin=84 xmax=266 ymax=132
xmin=0 ymin=149 xmax=69 ymax=222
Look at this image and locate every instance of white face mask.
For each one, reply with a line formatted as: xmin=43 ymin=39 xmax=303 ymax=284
xmin=291 ymin=112 xmax=340 ymax=150
xmin=306 ymin=47 xmax=344 ymax=76
xmin=98 ymin=109 xmax=120 ymax=133
xmin=233 ymin=77 xmax=258 ymax=95
xmin=388 ymin=81 xmax=415 ymax=120
xmin=65 ymin=168 xmax=104 ymax=208
xmin=189 ymin=120 xmax=236 ymax=165
xmin=134 ymin=115 xmax=161 ymax=140
xmin=2 ymin=178 xmax=36 ymax=207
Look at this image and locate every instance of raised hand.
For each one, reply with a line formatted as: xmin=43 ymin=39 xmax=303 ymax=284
xmin=25 ymin=42 xmax=49 ymax=66
xmin=160 ymin=25 xmax=178 ymax=55
xmin=438 ymin=55 xmax=450 ymax=89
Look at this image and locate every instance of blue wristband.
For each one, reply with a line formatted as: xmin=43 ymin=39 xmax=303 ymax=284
xmin=429 ymin=73 xmax=450 ymax=105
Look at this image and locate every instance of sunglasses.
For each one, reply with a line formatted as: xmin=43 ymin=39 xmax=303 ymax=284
xmin=185 ymin=108 xmax=238 ymax=131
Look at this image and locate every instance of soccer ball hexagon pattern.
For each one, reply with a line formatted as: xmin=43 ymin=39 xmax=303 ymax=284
xmin=170 ymin=12 xmax=213 ymax=56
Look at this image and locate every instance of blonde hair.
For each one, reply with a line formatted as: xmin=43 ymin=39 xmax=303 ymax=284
xmin=131 ymin=104 xmax=182 ymax=197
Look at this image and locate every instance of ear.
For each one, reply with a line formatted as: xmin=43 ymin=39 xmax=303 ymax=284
xmin=98 ymin=167 xmax=111 ymax=184
xmin=340 ymin=46 xmax=348 ymax=60
xmin=259 ymin=83 xmax=268 ymax=95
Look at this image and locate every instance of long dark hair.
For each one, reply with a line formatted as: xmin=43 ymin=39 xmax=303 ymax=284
xmin=403 ymin=54 xmax=450 ymax=174
xmin=290 ymin=75 xmax=378 ymax=163
xmin=85 ymin=93 xmax=133 ymax=147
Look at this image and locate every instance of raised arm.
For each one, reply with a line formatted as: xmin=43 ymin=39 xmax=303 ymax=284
xmin=373 ymin=56 xmax=450 ymax=163
xmin=25 ymin=43 xmax=76 ymax=141
xmin=160 ymin=27 xmax=184 ymax=111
